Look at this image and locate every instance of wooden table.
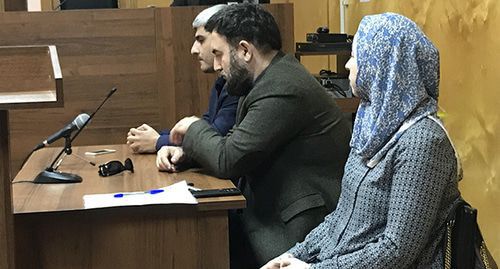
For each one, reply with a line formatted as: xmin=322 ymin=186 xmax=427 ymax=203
xmin=12 ymin=144 xmax=245 ymax=269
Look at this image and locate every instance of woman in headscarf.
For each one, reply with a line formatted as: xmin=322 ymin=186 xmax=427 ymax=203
xmin=261 ymin=13 xmax=461 ymax=269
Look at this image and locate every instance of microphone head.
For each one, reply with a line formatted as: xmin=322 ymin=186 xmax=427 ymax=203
xmin=107 ymin=87 xmax=117 ymax=98
xmin=74 ymin=113 xmax=90 ymax=129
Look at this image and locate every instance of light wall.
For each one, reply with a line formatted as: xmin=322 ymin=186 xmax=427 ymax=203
xmin=273 ymin=0 xmax=500 ymax=262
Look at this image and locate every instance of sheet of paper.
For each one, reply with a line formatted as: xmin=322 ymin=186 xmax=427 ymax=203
xmin=83 ymin=180 xmax=197 ymax=209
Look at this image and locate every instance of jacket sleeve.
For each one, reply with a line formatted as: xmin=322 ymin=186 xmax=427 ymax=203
xmin=182 ymin=91 xmax=307 ymax=179
xmin=287 ymin=213 xmax=337 ymax=262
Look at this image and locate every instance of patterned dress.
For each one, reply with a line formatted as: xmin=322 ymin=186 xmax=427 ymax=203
xmin=288 ymin=118 xmax=460 ymax=268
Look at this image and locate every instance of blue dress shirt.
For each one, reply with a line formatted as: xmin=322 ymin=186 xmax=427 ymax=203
xmin=155 ymin=77 xmax=238 ymax=151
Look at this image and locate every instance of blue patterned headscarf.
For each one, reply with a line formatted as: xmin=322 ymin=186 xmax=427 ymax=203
xmin=350 ymin=13 xmax=440 ymax=167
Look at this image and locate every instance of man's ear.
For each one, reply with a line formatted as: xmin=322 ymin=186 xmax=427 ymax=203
xmin=238 ymin=40 xmax=253 ymax=62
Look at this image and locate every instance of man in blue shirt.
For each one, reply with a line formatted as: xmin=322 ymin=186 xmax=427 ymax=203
xmin=127 ymin=5 xmax=238 ymax=154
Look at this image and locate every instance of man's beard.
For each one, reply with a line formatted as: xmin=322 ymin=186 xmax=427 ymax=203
xmin=224 ymin=50 xmax=254 ymax=96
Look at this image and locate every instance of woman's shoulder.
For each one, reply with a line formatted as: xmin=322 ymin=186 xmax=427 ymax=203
xmin=398 ymin=117 xmax=450 ymax=149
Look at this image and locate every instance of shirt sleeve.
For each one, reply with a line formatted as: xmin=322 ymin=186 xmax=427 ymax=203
xmin=155 ymin=129 xmax=171 ymax=151
xmin=308 ymin=133 xmax=456 ymax=269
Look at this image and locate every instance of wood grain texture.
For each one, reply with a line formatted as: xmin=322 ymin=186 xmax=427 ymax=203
xmin=0 ymin=46 xmax=55 ymax=93
xmin=12 ymin=144 xmax=245 ymax=213
xmin=0 ymin=111 xmax=15 ymax=269
xmin=3 ymin=5 xmax=294 ymax=181
xmin=0 ymin=86 xmax=64 ymax=269
xmin=15 ymin=206 xmax=230 ymax=269
xmin=12 ymin=144 xmax=243 ymax=269
xmin=1 ymin=9 xmax=160 ymax=177
xmin=3 ymin=0 xmax=26 ymax=11
xmin=0 ymin=45 xmax=63 ymax=110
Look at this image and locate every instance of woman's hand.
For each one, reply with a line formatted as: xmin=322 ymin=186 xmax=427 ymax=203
xmin=260 ymin=253 xmax=296 ymax=269
xmin=280 ymin=257 xmax=311 ymax=269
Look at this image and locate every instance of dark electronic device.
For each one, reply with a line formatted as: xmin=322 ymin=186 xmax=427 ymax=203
xmin=60 ymin=0 xmax=117 ymax=10
xmin=316 ymin=69 xmax=352 ymax=98
xmin=306 ymin=26 xmax=349 ymax=43
xmin=170 ymin=0 xmax=269 ymax=6
xmin=189 ymin=188 xmax=241 ymax=198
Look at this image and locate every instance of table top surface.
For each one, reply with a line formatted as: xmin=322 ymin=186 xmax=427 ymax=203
xmin=12 ymin=144 xmax=245 ymax=214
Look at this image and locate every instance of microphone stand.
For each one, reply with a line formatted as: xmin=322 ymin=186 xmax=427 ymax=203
xmin=34 ymin=135 xmax=83 ymax=183
xmin=33 ymin=87 xmax=117 ymax=184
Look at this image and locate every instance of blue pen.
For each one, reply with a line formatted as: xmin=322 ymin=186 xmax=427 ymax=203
xmin=113 ymin=189 xmax=164 ymax=198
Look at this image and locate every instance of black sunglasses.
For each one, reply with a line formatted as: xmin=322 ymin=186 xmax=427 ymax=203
xmin=98 ymin=158 xmax=134 ymax=177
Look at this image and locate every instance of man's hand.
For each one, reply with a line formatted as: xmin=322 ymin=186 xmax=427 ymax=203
xmin=156 ymin=146 xmax=185 ymax=172
xmin=127 ymin=124 xmax=160 ymax=153
xmin=169 ymin=116 xmax=200 ymax=145
xmin=260 ymin=253 xmax=295 ymax=269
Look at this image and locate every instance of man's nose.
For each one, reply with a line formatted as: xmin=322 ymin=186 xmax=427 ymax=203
xmin=191 ymin=43 xmax=199 ymax=55
xmin=214 ymin=59 xmax=222 ymax=72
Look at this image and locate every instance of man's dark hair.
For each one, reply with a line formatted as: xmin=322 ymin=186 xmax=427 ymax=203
xmin=205 ymin=3 xmax=282 ymax=53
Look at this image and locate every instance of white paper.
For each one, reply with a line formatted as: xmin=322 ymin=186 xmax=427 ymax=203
xmin=83 ymin=180 xmax=198 ymax=209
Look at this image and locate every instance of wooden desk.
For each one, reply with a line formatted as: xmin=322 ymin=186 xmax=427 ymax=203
xmin=12 ymin=144 xmax=245 ymax=269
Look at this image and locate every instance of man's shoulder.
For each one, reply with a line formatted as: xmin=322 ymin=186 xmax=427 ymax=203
xmin=257 ymin=55 xmax=304 ymax=85
xmin=212 ymin=76 xmax=226 ymax=90
xmin=254 ymin=53 xmax=325 ymax=97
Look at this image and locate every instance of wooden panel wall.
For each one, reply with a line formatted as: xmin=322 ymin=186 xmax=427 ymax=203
xmin=1 ymin=4 xmax=294 ymax=180
xmin=0 ymin=8 xmax=160 ymax=177
xmin=3 ymin=0 xmax=26 ymax=11
xmin=0 ymin=111 xmax=14 ymax=269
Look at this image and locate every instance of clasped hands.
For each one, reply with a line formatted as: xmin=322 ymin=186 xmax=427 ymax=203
xmin=156 ymin=116 xmax=200 ymax=172
xmin=260 ymin=253 xmax=311 ymax=269
xmin=127 ymin=123 xmax=160 ymax=153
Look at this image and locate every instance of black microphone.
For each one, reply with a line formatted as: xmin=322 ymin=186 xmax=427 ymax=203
xmin=34 ymin=113 xmax=90 ymax=151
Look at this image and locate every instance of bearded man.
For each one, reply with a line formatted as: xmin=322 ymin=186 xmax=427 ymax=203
xmin=158 ymin=4 xmax=352 ymax=268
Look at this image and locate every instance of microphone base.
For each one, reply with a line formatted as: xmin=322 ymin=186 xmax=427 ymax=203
xmin=34 ymin=170 xmax=82 ymax=184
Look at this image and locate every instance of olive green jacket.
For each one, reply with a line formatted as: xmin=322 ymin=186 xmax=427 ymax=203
xmin=183 ymin=52 xmax=351 ymax=265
